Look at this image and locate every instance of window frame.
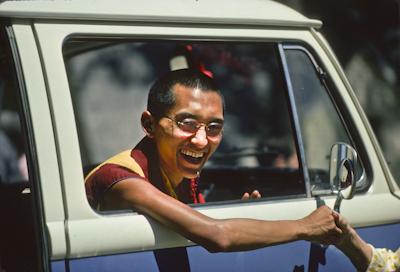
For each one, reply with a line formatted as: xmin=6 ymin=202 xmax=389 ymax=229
xmin=11 ymin=21 xmax=68 ymax=263
xmin=278 ymin=43 xmax=311 ymax=197
xmin=280 ymin=43 xmax=370 ymax=194
xmin=64 ymin=38 xmax=307 ymax=204
xmin=0 ymin=22 xmax=50 ymax=272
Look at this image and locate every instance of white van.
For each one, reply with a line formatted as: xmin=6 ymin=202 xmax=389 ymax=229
xmin=0 ymin=0 xmax=399 ymax=271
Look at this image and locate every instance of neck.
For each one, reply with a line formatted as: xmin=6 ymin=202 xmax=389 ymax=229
xmin=159 ymin=166 xmax=183 ymax=189
xmin=159 ymin=167 xmax=184 ymax=200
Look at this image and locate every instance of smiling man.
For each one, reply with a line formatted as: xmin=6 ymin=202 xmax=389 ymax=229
xmin=85 ymin=68 xmax=341 ymax=252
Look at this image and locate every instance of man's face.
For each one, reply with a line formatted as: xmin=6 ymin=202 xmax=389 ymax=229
xmin=153 ymin=83 xmax=224 ymax=183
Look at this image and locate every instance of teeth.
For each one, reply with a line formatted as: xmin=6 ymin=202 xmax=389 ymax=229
xmin=181 ymin=149 xmax=204 ymax=158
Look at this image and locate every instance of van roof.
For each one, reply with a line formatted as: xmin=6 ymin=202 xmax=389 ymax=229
xmin=0 ymin=0 xmax=322 ymax=29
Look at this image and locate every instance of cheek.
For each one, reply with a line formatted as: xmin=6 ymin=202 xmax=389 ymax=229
xmin=158 ymin=124 xmax=192 ymax=140
xmin=172 ymin=130 xmax=193 ymax=139
xmin=208 ymin=137 xmax=222 ymax=153
xmin=156 ymin=131 xmax=186 ymax=157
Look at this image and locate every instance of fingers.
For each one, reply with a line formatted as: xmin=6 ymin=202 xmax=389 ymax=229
xmin=241 ymin=190 xmax=262 ymax=200
xmin=331 ymin=210 xmax=340 ymax=221
xmin=307 ymin=205 xmax=344 ymax=245
xmin=250 ymin=190 xmax=261 ymax=199
xmin=241 ymin=192 xmax=250 ymax=200
xmin=331 ymin=211 xmax=352 ymax=236
xmin=329 ymin=209 xmax=343 ymax=236
xmin=320 ymin=208 xmax=354 ymax=246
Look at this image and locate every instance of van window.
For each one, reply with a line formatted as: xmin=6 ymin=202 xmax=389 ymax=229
xmin=283 ymin=46 xmax=366 ymax=194
xmin=63 ymin=40 xmax=305 ymax=206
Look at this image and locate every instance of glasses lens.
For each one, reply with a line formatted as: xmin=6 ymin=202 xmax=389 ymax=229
xmin=177 ymin=119 xmax=199 ymax=133
xmin=206 ymin=123 xmax=223 ymax=137
xmin=174 ymin=117 xmax=223 ymax=137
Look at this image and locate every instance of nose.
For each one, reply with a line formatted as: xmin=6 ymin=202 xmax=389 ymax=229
xmin=190 ymin=126 xmax=208 ymax=148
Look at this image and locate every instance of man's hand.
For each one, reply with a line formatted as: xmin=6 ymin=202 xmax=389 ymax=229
xmin=241 ymin=190 xmax=261 ymax=200
xmin=298 ymin=205 xmax=342 ymax=245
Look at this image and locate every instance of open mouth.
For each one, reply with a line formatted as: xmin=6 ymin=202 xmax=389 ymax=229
xmin=181 ymin=149 xmax=204 ymax=164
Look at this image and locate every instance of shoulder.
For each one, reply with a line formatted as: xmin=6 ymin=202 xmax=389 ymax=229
xmin=86 ymin=149 xmax=147 ymax=181
xmin=85 ymin=149 xmax=149 ymax=209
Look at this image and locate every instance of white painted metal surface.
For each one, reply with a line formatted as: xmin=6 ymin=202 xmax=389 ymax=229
xmin=12 ymin=23 xmax=67 ymax=259
xmin=32 ymin=21 xmax=399 ymax=259
xmin=0 ymin=0 xmax=321 ymax=28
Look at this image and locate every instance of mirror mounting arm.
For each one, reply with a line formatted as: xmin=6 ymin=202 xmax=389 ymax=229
xmin=330 ymin=143 xmax=358 ymax=213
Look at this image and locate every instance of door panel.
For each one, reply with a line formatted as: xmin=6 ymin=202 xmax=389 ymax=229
xmin=51 ymin=261 xmax=67 ymax=272
xmin=67 ymin=222 xmax=400 ymax=272
xmin=317 ymin=223 xmax=400 ymax=272
xmin=67 ymin=242 xmax=310 ymax=272
xmin=188 ymin=242 xmax=310 ymax=272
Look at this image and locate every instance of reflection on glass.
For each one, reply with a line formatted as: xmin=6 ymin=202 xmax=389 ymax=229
xmin=64 ymin=40 xmax=304 ymax=202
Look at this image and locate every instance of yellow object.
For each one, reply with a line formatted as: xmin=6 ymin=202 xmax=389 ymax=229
xmin=84 ymin=150 xmax=145 ymax=182
xmin=367 ymin=245 xmax=400 ymax=272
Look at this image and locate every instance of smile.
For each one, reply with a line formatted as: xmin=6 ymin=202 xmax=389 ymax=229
xmin=181 ymin=149 xmax=204 ymax=159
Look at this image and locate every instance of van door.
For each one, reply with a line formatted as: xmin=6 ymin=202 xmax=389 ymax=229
xmin=33 ymin=22 xmax=317 ymax=271
xmin=32 ymin=21 xmax=400 ymax=271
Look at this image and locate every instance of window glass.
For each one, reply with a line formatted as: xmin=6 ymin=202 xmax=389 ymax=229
xmin=64 ymin=40 xmax=304 ymax=204
xmin=0 ymin=48 xmax=27 ymax=184
xmin=284 ymin=47 xmax=364 ymax=194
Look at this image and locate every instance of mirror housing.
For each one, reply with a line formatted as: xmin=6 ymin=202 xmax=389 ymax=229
xmin=329 ymin=143 xmax=358 ymax=212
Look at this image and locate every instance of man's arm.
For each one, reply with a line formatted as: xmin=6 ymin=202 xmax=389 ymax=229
xmin=105 ymin=178 xmax=342 ymax=252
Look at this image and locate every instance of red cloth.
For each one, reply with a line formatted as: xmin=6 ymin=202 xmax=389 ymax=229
xmin=85 ymin=137 xmax=205 ymax=209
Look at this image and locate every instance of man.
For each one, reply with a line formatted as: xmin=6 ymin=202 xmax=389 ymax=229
xmin=85 ymin=68 xmax=341 ymax=252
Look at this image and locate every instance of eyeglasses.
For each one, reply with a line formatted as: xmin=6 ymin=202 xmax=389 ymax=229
xmin=164 ymin=116 xmax=223 ymax=137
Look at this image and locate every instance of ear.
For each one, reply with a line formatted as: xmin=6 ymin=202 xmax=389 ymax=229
xmin=141 ymin=111 xmax=156 ymax=138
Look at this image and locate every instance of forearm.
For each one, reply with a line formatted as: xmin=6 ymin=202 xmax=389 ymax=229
xmin=142 ymin=200 xmax=305 ymax=252
xmin=215 ymin=218 xmax=304 ymax=252
xmin=217 ymin=210 xmax=340 ymax=252
xmin=336 ymin=228 xmax=372 ymax=271
xmin=110 ymin=179 xmax=338 ymax=253
xmin=139 ymin=199 xmax=301 ymax=252
xmin=147 ymin=200 xmax=338 ymax=253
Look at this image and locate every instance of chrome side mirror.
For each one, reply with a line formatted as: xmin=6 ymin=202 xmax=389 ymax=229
xmin=330 ymin=143 xmax=358 ymax=213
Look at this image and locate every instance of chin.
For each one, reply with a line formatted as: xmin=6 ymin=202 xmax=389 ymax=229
xmin=183 ymin=173 xmax=198 ymax=179
xmin=181 ymin=168 xmax=201 ymax=179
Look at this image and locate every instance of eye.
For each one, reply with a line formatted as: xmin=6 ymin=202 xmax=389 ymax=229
xmin=206 ymin=122 xmax=223 ymax=136
xmin=177 ymin=119 xmax=199 ymax=132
